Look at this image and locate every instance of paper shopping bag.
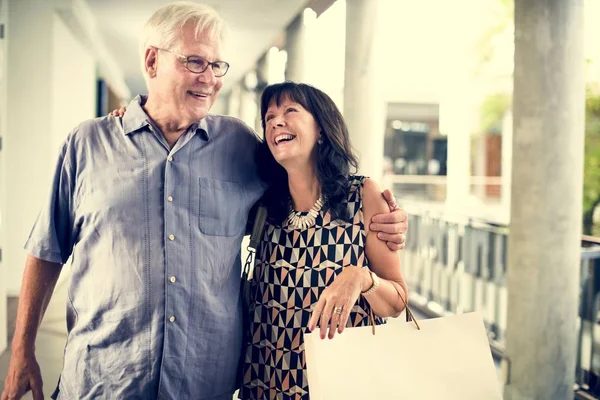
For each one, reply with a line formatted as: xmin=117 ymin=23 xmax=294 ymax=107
xmin=304 ymin=312 xmax=502 ymax=399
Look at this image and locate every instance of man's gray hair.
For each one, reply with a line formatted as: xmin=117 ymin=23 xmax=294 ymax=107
xmin=140 ymin=1 xmax=225 ymax=75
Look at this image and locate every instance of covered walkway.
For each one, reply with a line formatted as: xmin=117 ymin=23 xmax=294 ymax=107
xmin=1 ymin=0 xmax=599 ymax=399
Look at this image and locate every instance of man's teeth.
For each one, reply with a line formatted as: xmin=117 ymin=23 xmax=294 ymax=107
xmin=275 ymin=135 xmax=295 ymax=145
xmin=189 ymin=91 xmax=209 ymax=97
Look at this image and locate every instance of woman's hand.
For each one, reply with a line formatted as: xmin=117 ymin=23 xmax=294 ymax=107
xmin=109 ymin=106 xmax=127 ymax=117
xmin=308 ymin=267 xmax=371 ymax=340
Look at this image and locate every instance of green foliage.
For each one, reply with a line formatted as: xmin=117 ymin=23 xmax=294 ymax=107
xmin=583 ymin=86 xmax=600 ymax=234
xmin=475 ymin=87 xmax=600 ymax=234
xmin=475 ymin=0 xmax=514 ymax=71
xmin=480 ymin=93 xmax=511 ymax=134
xmin=475 ymin=0 xmax=600 ymax=234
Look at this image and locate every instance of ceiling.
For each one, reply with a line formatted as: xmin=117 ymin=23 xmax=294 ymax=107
xmin=86 ymin=0 xmax=309 ymax=97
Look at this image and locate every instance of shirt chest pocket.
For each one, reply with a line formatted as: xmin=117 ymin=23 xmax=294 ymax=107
xmin=198 ymin=178 xmax=247 ymax=237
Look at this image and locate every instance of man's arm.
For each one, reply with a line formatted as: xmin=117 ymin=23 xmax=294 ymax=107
xmin=1 ymin=255 xmax=63 ymax=400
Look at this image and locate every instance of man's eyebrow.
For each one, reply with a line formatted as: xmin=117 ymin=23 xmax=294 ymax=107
xmin=186 ymin=52 xmax=222 ymax=61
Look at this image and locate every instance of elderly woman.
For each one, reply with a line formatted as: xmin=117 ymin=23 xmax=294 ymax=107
xmin=239 ymin=82 xmax=408 ymax=399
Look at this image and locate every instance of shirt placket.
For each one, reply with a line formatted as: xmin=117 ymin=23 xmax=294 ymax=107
xmin=158 ymin=134 xmax=193 ymax=397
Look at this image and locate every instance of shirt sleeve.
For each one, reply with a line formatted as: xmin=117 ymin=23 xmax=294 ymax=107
xmin=24 ymin=133 xmax=78 ymax=264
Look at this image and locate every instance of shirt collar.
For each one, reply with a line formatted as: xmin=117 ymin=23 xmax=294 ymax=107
xmin=122 ymin=95 xmax=210 ymax=141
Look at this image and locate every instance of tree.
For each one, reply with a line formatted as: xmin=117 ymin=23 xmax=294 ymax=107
xmin=583 ymin=86 xmax=600 ymax=235
xmin=480 ymin=92 xmax=511 ymax=134
xmin=477 ymin=0 xmax=600 ymax=235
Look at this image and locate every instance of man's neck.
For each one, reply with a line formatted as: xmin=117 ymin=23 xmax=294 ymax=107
xmin=143 ymin=96 xmax=193 ymax=147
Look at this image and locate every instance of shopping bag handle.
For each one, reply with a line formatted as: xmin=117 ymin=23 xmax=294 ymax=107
xmin=368 ymin=283 xmax=420 ymax=335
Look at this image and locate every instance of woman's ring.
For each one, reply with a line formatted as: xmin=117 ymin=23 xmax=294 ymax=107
xmin=334 ymin=307 xmax=343 ymax=314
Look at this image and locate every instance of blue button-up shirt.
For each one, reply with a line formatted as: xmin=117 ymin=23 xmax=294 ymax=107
xmin=25 ymin=95 xmax=265 ymax=400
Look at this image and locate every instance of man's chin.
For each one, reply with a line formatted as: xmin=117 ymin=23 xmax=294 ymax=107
xmin=188 ymin=107 xmax=210 ymax=121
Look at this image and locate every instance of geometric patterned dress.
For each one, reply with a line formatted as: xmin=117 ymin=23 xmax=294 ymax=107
xmin=239 ymin=175 xmax=386 ymax=400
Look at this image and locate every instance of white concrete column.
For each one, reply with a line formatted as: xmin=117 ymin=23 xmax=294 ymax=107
xmin=236 ymin=77 xmax=256 ymax=129
xmin=237 ymin=83 xmax=247 ymax=124
xmin=0 ymin=0 xmax=8 ymax=355
xmin=437 ymin=0 xmax=480 ymax=210
xmin=503 ymin=1 xmax=585 ymax=399
xmin=255 ymin=54 xmax=268 ymax=135
xmin=227 ymin=83 xmax=241 ymax=118
xmin=267 ymin=46 xmax=286 ymax=85
xmin=209 ymin=96 xmax=228 ymax=116
xmin=440 ymin=99 xmax=473 ymax=208
xmin=500 ymin=111 xmax=513 ymax=213
xmin=343 ymin=0 xmax=385 ymax=183
xmin=239 ymin=86 xmax=257 ymax=130
xmin=285 ymin=11 xmax=308 ymax=82
xmin=308 ymin=0 xmax=345 ymax=109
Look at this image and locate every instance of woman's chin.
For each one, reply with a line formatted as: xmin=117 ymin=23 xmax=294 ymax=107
xmin=273 ymin=156 xmax=313 ymax=172
xmin=273 ymin=157 xmax=290 ymax=169
xmin=272 ymin=151 xmax=291 ymax=165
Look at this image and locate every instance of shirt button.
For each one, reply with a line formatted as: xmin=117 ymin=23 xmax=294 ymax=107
xmin=169 ymin=276 xmax=176 ymax=283
xmin=168 ymin=234 xmax=175 ymax=241
xmin=167 ymin=156 xmax=173 ymax=162
xmin=167 ymin=195 xmax=173 ymax=202
xmin=169 ymin=316 xmax=176 ymax=323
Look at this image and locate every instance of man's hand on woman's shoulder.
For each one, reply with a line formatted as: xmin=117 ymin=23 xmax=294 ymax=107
xmin=368 ymin=187 xmax=408 ymax=251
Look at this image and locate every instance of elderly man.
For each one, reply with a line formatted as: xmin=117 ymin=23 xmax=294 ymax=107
xmin=1 ymin=2 xmax=407 ymax=400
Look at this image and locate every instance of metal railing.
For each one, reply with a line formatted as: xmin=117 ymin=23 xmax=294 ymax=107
xmin=577 ymin=246 xmax=600 ymax=395
xmin=399 ymin=208 xmax=600 ymax=397
xmin=382 ymin=174 xmax=504 ymax=205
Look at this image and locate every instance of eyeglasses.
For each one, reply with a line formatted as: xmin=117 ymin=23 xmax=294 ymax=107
xmin=156 ymin=47 xmax=230 ymax=77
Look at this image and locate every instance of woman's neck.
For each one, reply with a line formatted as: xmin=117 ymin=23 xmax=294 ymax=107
xmin=287 ymin=167 xmax=320 ymax=212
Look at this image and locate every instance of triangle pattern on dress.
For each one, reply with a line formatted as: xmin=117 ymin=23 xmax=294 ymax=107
xmin=240 ymin=176 xmax=386 ymax=399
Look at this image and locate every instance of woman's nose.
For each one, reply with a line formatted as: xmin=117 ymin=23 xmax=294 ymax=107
xmin=271 ymin=116 xmax=285 ymax=127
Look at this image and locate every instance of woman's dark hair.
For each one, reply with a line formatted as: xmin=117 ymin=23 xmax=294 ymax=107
xmin=257 ymin=81 xmax=359 ymax=225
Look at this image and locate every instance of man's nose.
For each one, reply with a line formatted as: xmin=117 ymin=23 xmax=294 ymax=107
xmin=196 ymin=66 xmax=217 ymax=85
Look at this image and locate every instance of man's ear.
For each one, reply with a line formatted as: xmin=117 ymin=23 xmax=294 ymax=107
xmin=144 ymin=47 xmax=159 ymax=79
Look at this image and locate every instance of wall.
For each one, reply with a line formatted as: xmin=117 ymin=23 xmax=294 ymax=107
xmin=5 ymin=0 xmax=54 ymax=297
xmin=50 ymin=12 xmax=96 ymax=288
xmin=51 ymin=13 xmax=96 ymax=155
xmin=4 ymin=0 xmax=96 ymax=298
